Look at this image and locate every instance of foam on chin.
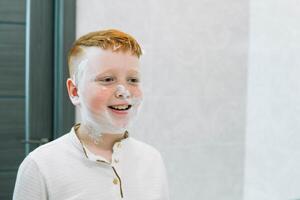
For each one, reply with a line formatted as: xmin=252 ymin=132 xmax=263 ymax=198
xmin=80 ymin=97 xmax=143 ymax=143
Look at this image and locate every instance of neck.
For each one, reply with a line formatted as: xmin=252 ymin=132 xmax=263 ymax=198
xmin=77 ymin=125 xmax=125 ymax=151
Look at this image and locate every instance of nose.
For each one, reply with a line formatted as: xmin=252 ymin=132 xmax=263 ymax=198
xmin=115 ymin=84 xmax=131 ymax=99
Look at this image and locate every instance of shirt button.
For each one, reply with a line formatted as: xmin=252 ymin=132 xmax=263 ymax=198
xmin=113 ymin=178 xmax=119 ymax=185
xmin=114 ymin=158 xmax=119 ymax=163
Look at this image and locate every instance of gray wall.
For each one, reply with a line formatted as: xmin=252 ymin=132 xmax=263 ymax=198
xmin=76 ymin=0 xmax=300 ymax=199
xmin=244 ymin=0 xmax=300 ymax=199
xmin=76 ymin=0 xmax=248 ymax=199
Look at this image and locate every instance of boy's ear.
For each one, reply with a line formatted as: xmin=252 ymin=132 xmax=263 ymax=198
xmin=66 ymin=78 xmax=80 ymax=106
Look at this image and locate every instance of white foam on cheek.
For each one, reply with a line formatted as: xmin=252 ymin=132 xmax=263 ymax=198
xmin=129 ymin=97 xmax=143 ymax=118
xmin=73 ymin=58 xmax=89 ymax=87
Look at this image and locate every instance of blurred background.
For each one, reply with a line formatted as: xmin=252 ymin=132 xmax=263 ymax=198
xmin=0 ymin=0 xmax=299 ymax=199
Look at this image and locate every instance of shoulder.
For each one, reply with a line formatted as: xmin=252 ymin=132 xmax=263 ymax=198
xmin=127 ymin=137 xmax=160 ymax=153
xmin=17 ymin=153 xmax=40 ymax=174
xmin=25 ymin=133 xmax=71 ymax=164
xmin=125 ymin=137 xmax=164 ymax=162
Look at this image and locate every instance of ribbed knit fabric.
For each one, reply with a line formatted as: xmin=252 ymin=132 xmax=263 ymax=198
xmin=13 ymin=126 xmax=169 ymax=200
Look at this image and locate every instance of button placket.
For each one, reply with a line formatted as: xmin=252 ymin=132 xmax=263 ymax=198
xmin=112 ymin=141 xmax=122 ymax=166
xmin=111 ymin=140 xmax=125 ymax=198
xmin=112 ymin=166 xmax=123 ymax=198
xmin=112 ymin=177 xmax=121 ymax=199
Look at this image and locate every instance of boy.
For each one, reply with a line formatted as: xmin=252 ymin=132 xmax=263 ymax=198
xmin=13 ymin=29 xmax=169 ymax=200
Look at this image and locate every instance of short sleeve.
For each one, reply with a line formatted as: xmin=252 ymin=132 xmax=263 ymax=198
xmin=13 ymin=155 xmax=48 ymax=200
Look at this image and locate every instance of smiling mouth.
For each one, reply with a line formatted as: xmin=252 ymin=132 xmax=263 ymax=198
xmin=108 ymin=105 xmax=132 ymax=111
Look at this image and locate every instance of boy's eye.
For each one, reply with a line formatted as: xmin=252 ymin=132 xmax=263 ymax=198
xmin=103 ymin=77 xmax=114 ymax=82
xmin=128 ymin=78 xmax=140 ymax=84
xmin=98 ymin=77 xmax=115 ymax=84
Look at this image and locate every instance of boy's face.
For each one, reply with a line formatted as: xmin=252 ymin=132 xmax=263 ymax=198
xmin=67 ymin=47 xmax=143 ymax=134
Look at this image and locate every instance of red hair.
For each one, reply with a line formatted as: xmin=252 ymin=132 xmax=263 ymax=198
xmin=68 ymin=29 xmax=142 ymax=77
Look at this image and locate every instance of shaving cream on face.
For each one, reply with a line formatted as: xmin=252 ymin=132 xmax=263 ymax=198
xmin=74 ymin=56 xmax=143 ymax=142
xmin=81 ymin=95 xmax=143 ymax=143
xmin=73 ymin=58 xmax=88 ymax=86
xmin=79 ymin=85 xmax=143 ymax=143
xmin=115 ymin=84 xmax=130 ymax=98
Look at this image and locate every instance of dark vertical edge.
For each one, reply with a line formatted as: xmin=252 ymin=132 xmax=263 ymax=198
xmin=26 ymin=0 xmax=54 ymax=154
xmin=53 ymin=0 xmax=63 ymax=139
xmin=53 ymin=0 xmax=75 ymax=138
xmin=25 ymin=0 xmax=31 ymax=156
xmin=62 ymin=0 xmax=76 ymax=134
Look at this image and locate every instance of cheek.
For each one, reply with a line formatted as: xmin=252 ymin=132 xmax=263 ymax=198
xmin=132 ymin=87 xmax=143 ymax=99
xmin=82 ymin=86 xmax=112 ymax=112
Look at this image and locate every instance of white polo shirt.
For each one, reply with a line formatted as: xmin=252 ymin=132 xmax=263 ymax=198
xmin=13 ymin=125 xmax=169 ymax=200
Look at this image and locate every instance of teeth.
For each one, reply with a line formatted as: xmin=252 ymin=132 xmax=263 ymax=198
xmin=111 ymin=105 xmax=129 ymax=110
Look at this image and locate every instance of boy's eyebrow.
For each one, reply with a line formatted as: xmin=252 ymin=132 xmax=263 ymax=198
xmin=93 ymin=69 xmax=115 ymax=79
xmin=127 ymin=69 xmax=140 ymax=75
xmin=94 ymin=73 xmax=110 ymax=80
xmin=93 ymin=69 xmax=140 ymax=79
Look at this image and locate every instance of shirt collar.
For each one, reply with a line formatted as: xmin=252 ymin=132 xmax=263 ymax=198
xmin=73 ymin=123 xmax=129 ymax=140
xmin=71 ymin=123 xmax=129 ymax=162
